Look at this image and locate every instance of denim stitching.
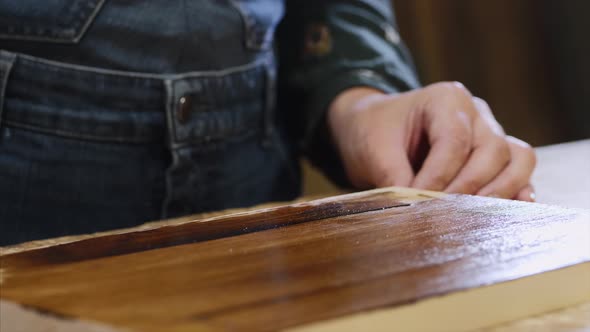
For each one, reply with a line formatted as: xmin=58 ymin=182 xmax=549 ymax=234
xmin=0 ymin=0 xmax=105 ymax=43
xmin=13 ymin=51 xmax=271 ymax=80
xmin=0 ymin=51 xmax=16 ymax=128
xmin=4 ymin=51 xmax=273 ymax=144
xmin=228 ymin=0 xmax=280 ymax=51
xmin=3 ymin=120 xmax=156 ymax=144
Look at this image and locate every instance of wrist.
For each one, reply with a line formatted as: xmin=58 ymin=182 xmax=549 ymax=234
xmin=327 ymin=87 xmax=387 ymax=139
xmin=328 ymin=87 xmax=385 ymax=117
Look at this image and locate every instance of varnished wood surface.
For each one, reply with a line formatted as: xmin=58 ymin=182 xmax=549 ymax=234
xmin=1 ymin=193 xmax=588 ymax=332
xmin=0 ymin=187 xmax=441 ymax=256
xmin=0 ymin=191 xmax=410 ymax=269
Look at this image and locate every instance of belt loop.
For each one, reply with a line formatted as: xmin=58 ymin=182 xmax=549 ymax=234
xmin=0 ymin=50 xmax=17 ymax=129
xmin=262 ymin=54 xmax=277 ymax=148
xmin=161 ymin=78 xmax=176 ymax=219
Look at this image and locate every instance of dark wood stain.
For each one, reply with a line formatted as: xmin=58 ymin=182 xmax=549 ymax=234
xmin=1 ymin=195 xmax=588 ymax=332
xmin=0 ymin=193 xmax=408 ymax=269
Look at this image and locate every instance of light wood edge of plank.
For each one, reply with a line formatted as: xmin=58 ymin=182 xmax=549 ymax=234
xmin=1 ymin=265 xmax=588 ymax=332
xmin=0 ymin=300 xmax=127 ymax=332
xmin=479 ymin=301 xmax=590 ymax=331
xmin=0 ymin=186 xmax=444 ymax=256
xmin=284 ymin=262 xmax=590 ymax=332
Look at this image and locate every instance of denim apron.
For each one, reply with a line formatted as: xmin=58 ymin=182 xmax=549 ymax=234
xmin=0 ymin=0 xmax=300 ymax=245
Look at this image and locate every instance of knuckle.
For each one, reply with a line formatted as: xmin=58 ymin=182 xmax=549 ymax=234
xmin=429 ymin=173 xmax=451 ymax=190
xmin=518 ymin=140 xmax=533 ymax=150
xmin=503 ymin=176 xmax=520 ymax=193
xmin=449 ymin=117 xmax=472 ymax=136
xmin=461 ymin=179 xmax=483 ymax=194
xmin=433 ymin=81 xmax=472 ymax=99
xmin=522 ymin=145 xmax=536 ymax=167
xmin=472 ymin=97 xmax=496 ymax=118
xmin=472 ymin=96 xmax=490 ymax=109
xmin=492 ymin=138 xmax=511 ymax=162
xmin=515 ymin=141 xmax=536 ymax=168
xmin=447 ymin=133 xmax=472 ymax=155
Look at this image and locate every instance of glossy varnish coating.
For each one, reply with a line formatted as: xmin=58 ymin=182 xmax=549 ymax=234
xmin=1 ymin=194 xmax=589 ymax=332
xmin=0 ymin=192 xmax=408 ymax=269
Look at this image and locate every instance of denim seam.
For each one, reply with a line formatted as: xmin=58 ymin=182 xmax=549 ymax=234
xmin=0 ymin=51 xmax=16 ymax=128
xmin=15 ymin=57 xmax=161 ymax=87
xmin=11 ymin=50 xmax=272 ymax=80
xmin=3 ymin=120 xmax=155 ymax=144
xmin=164 ymin=79 xmax=177 ymax=148
xmin=262 ymin=57 xmax=276 ymax=145
xmin=4 ymin=51 xmax=271 ymax=144
xmin=228 ymin=0 xmax=266 ymax=51
xmin=7 ymin=98 xmax=162 ymax=113
xmin=162 ymin=79 xmax=176 ymax=219
xmin=0 ymin=0 xmax=105 ymax=43
xmin=228 ymin=0 xmax=282 ymax=51
xmin=170 ymin=130 xmax=258 ymax=150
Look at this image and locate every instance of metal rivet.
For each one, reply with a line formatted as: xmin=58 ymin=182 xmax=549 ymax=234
xmin=177 ymin=95 xmax=192 ymax=124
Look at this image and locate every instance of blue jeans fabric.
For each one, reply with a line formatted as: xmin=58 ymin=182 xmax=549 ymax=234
xmin=0 ymin=0 xmax=300 ymax=245
xmin=0 ymin=0 xmax=284 ymax=73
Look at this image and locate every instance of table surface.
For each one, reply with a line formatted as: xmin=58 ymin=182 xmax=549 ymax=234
xmin=1 ymin=139 xmax=589 ymax=331
xmin=531 ymin=139 xmax=590 ymax=210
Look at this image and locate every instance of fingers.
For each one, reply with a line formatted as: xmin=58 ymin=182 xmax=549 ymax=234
xmin=327 ymin=83 xmax=536 ymax=201
xmin=444 ymin=134 xmax=510 ymax=194
xmin=335 ymin=101 xmax=416 ymax=189
xmin=472 ymin=97 xmax=505 ymax=136
xmin=412 ymin=83 xmax=475 ymax=191
xmin=363 ymin=119 xmax=415 ymax=188
xmin=477 ymin=136 xmax=537 ymax=199
xmin=371 ymin=148 xmax=415 ymax=188
xmin=515 ymin=184 xmax=536 ymax=202
xmin=344 ymin=136 xmax=415 ymax=189
xmin=444 ymin=100 xmax=510 ymax=194
xmin=411 ymin=134 xmax=471 ymax=191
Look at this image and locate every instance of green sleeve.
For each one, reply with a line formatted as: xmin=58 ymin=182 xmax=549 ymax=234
xmin=277 ymin=0 xmax=421 ymax=187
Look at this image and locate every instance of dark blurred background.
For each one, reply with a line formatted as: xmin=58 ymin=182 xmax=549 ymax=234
xmin=304 ymin=0 xmax=589 ymax=194
xmin=392 ymin=0 xmax=590 ymax=146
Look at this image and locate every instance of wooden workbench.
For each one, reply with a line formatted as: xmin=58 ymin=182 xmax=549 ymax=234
xmin=1 ymin=139 xmax=589 ymax=331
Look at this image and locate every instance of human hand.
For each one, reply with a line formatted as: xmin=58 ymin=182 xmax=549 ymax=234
xmin=327 ymin=82 xmax=536 ymax=201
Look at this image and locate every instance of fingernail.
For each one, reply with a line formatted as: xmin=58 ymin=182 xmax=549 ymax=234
xmin=529 ymin=192 xmax=536 ymax=202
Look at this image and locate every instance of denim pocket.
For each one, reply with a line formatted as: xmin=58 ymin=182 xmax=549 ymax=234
xmin=229 ymin=0 xmax=285 ymax=51
xmin=0 ymin=0 xmax=105 ymax=43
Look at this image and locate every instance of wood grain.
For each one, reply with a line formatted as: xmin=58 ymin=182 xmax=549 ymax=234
xmin=1 ymin=193 xmax=588 ymax=332
xmin=0 ymin=190 xmax=411 ymax=269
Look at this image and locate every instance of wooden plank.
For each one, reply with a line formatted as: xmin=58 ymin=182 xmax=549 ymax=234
xmin=0 ymin=300 xmax=122 ymax=332
xmin=480 ymin=301 xmax=590 ymax=332
xmin=1 ymin=191 xmax=588 ymax=332
xmin=0 ymin=189 xmax=428 ymax=268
